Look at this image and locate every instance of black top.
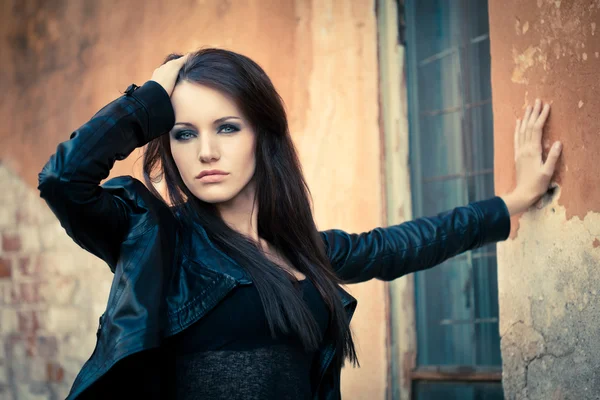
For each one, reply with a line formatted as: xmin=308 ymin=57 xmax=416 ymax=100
xmin=162 ymin=278 xmax=331 ymax=399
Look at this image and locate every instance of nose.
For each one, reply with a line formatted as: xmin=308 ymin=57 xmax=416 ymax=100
xmin=198 ymin=133 xmax=220 ymax=163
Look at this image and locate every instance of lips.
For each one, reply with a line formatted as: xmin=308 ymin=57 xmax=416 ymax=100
xmin=196 ymin=170 xmax=229 ymax=183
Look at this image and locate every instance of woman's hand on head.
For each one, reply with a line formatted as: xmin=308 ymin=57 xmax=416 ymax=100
xmin=150 ymin=53 xmax=190 ymax=96
xmin=501 ymin=99 xmax=562 ymax=216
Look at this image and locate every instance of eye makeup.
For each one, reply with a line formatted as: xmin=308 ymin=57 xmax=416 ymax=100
xmin=171 ymin=122 xmax=242 ymax=141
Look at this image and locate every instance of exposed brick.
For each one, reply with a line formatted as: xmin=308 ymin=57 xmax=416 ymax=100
xmin=37 ymin=252 xmax=82 ymax=276
xmin=14 ymin=193 xmax=43 ymax=226
xmin=2 ymin=233 xmax=21 ymax=252
xmin=0 ymin=360 xmax=7 ymax=385
xmin=0 ymin=309 xmax=19 ymax=334
xmin=62 ymin=333 xmax=96 ymax=360
xmin=30 ymin=381 xmax=52 ymax=396
xmin=39 ymin=223 xmax=63 ymax=251
xmin=46 ymin=363 xmax=64 ymax=382
xmin=0 ymin=258 xmax=11 ymax=278
xmin=7 ymin=334 xmax=36 ymax=368
xmin=15 ymin=209 xmax=29 ymax=225
xmin=36 ymin=253 xmax=60 ymax=275
xmin=29 ymin=358 xmax=47 ymax=382
xmin=10 ymin=363 xmax=29 ymax=384
xmin=17 ymin=256 xmax=42 ymax=278
xmin=9 ymin=282 xmax=45 ymax=304
xmin=40 ymin=278 xmax=77 ymax=305
xmin=37 ymin=336 xmax=58 ymax=359
xmin=17 ymin=311 xmax=44 ymax=334
xmin=0 ymin=204 xmax=16 ymax=229
xmin=17 ymin=226 xmax=41 ymax=253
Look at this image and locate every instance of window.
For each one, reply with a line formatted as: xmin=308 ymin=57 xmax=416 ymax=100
xmin=404 ymin=0 xmax=503 ymax=398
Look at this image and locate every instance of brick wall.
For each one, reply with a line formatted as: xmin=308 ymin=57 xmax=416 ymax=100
xmin=0 ymin=163 xmax=113 ymax=400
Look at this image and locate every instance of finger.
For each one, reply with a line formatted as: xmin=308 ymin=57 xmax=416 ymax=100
xmin=514 ymin=119 xmax=521 ymax=160
xmin=526 ymin=99 xmax=542 ymax=142
xmin=533 ymin=103 xmax=550 ymax=145
xmin=543 ymin=141 xmax=562 ymax=176
xmin=167 ymin=53 xmax=188 ymax=65
xmin=520 ymin=106 xmax=532 ymax=146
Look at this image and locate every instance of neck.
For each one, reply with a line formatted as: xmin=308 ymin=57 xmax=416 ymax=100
xmin=216 ymin=181 xmax=261 ymax=244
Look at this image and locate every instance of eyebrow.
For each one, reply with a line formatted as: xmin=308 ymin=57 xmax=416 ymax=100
xmin=173 ymin=116 xmax=241 ymax=128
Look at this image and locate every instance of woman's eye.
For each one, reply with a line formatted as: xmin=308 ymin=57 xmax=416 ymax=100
xmin=218 ymin=124 xmax=240 ymax=134
xmin=174 ymin=131 xmax=196 ymax=141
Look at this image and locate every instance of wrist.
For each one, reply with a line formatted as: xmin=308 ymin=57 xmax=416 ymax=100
xmin=501 ymin=191 xmax=533 ymax=216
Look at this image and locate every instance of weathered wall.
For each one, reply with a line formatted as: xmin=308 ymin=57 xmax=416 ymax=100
xmin=0 ymin=0 xmax=387 ymax=398
xmin=376 ymin=0 xmax=414 ymax=399
xmin=489 ymin=0 xmax=600 ymax=398
xmin=0 ymin=164 xmax=111 ymax=399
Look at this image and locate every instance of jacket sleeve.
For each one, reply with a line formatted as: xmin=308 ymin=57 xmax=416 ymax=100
xmin=37 ymin=81 xmax=175 ymax=271
xmin=320 ymin=197 xmax=511 ymax=284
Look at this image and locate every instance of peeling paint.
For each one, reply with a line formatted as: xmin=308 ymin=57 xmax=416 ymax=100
xmin=497 ymin=197 xmax=600 ymax=397
xmin=494 ymin=0 xmax=600 ymax=227
xmin=553 ymin=42 xmax=561 ymax=58
xmin=578 ymin=100 xmax=584 ymax=108
xmin=512 ymin=46 xmax=539 ymax=83
xmin=523 ymin=21 xmax=530 ymax=34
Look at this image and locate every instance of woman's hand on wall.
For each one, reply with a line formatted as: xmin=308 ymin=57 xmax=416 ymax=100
xmin=501 ymin=99 xmax=562 ymax=216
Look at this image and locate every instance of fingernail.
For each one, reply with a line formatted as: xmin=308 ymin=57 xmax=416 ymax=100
xmin=555 ymin=142 xmax=562 ymax=150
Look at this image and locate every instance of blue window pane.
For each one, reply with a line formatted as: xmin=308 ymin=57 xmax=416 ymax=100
xmin=418 ymin=53 xmax=462 ymax=115
xmin=468 ymin=39 xmax=492 ymax=103
xmin=466 ymin=0 xmax=490 ymax=39
xmin=420 ymin=179 xmax=466 ymax=217
xmin=419 ymin=113 xmax=465 ymax=180
xmin=415 ymin=260 xmax=474 ymax=366
xmin=473 ymin=253 xmax=499 ymax=320
xmin=469 ymin=103 xmax=495 ymax=173
xmin=415 ymin=0 xmax=462 ymax=60
xmin=414 ymin=381 xmax=504 ymax=400
xmin=475 ymin=322 xmax=502 ymax=366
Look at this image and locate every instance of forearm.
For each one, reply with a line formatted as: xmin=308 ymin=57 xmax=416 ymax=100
xmin=38 ymin=81 xmax=174 ymax=196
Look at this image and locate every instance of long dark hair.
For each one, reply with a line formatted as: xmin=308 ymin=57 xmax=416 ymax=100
xmin=143 ymin=48 xmax=358 ymax=368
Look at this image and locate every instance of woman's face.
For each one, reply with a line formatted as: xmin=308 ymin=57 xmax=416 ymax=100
xmin=169 ymin=81 xmax=257 ymax=204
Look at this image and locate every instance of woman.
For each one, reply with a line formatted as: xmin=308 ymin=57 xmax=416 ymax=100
xmin=38 ymin=48 xmax=562 ymax=399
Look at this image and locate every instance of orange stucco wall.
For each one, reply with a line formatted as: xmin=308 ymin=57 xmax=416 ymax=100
xmin=1 ymin=0 xmax=388 ymax=398
xmin=490 ymin=0 xmax=600 ymax=397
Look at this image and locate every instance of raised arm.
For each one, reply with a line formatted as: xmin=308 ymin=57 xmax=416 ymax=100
xmin=323 ymin=98 xmax=562 ymax=284
xmin=37 ymin=80 xmax=175 ymax=270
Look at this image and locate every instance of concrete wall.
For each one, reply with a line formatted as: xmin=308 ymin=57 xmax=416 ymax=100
xmin=489 ymin=0 xmax=600 ymax=398
xmin=0 ymin=0 xmax=388 ymax=398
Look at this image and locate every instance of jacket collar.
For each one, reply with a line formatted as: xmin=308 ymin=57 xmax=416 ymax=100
xmin=188 ymin=221 xmax=358 ymax=313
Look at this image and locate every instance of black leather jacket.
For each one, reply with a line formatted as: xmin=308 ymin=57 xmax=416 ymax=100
xmin=37 ymin=80 xmax=510 ymax=399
